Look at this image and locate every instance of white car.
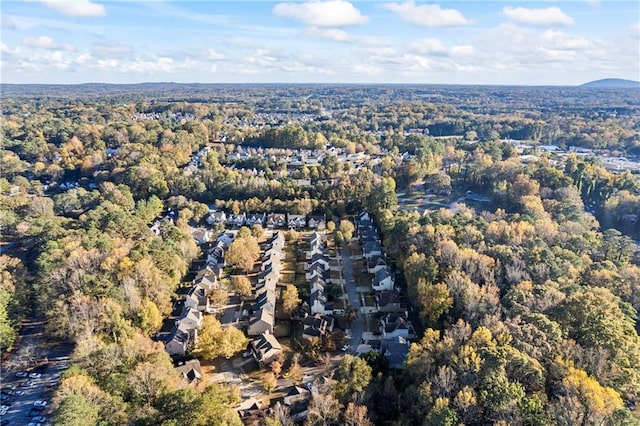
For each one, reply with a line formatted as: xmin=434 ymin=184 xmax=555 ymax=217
xmin=33 ymin=400 xmax=47 ymax=407
xmin=341 ymin=344 xmax=350 ymax=352
xmin=15 ymin=371 xmax=28 ymax=378
xmin=28 ymin=373 xmax=42 ymax=379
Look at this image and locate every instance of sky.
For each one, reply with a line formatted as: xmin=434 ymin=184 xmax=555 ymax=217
xmin=1 ymin=0 xmax=639 ymax=85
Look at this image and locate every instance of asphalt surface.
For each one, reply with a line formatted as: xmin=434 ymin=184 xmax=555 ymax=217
xmin=340 ymin=244 xmax=364 ymax=348
xmin=1 ymin=320 xmax=72 ymax=426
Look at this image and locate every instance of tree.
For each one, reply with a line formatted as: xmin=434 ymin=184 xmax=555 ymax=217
xmin=225 ymin=237 xmax=260 ymax=272
xmin=343 ymin=402 xmax=374 ymax=426
xmin=552 ymin=366 xmax=624 ymax=426
xmin=251 ymin=223 xmax=265 ymax=239
xmin=305 ymin=388 xmax=341 ymax=426
xmin=339 ymin=220 xmax=355 ymax=241
xmin=52 ymin=394 xmax=99 ymax=426
xmin=136 ymin=299 xmax=162 ymax=336
xmin=194 ymin=316 xmax=247 ymax=360
xmin=333 ymin=354 xmax=372 ymax=401
xmin=263 ymin=371 xmax=278 ymax=393
xmin=230 ymin=275 xmax=252 ymax=298
xmin=281 ymin=285 xmax=301 ymax=316
xmin=417 ymin=280 xmax=453 ymax=323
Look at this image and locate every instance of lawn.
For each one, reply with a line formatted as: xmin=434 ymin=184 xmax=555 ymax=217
xmin=363 ymin=293 xmax=376 ymax=307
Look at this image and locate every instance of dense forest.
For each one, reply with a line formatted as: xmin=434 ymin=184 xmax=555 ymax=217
xmin=1 ymin=84 xmax=639 ymax=425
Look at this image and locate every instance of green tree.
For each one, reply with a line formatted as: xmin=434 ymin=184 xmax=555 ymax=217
xmin=52 ymin=394 xmax=99 ymax=426
xmin=136 ymin=299 xmax=163 ymax=336
xmin=194 ymin=316 xmax=247 ymax=360
xmin=333 ymin=354 xmax=372 ymax=401
xmin=339 ymin=220 xmax=355 ymax=241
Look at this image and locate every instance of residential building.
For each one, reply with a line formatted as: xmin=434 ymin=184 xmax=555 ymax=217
xmin=250 ymin=332 xmax=282 ymax=365
xmin=372 ymin=268 xmax=394 ymax=291
xmin=288 ymin=214 xmax=307 ymax=229
xmin=175 ymin=359 xmax=203 ymax=385
xmin=248 ymin=308 xmax=274 ymax=336
xmin=302 ymin=313 xmax=334 ymax=341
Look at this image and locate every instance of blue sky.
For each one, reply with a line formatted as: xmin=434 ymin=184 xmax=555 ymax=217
xmin=1 ymin=1 xmax=638 ymax=85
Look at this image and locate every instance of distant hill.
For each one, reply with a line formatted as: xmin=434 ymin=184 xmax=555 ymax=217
xmin=580 ymin=78 xmax=640 ymax=88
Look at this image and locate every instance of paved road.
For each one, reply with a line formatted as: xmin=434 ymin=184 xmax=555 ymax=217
xmin=1 ymin=320 xmax=72 ymax=426
xmin=340 ymin=244 xmax=364 ymax=348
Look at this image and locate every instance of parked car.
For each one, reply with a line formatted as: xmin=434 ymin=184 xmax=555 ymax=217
xmin=20 ymin=381 xmax=34 ymax=387
xmin=33 ymin=400 xmax=47 ymax=407
xmin=28 ymin=373 xmax=42 ymax=379
xmin=13 ymin=390 xmax=25 ymax=396
xmin=15 ymin=371 xmax=28 ymax=378
xmin=30 ymin=416 xmax=47 ymax=424
xmin=341 ymin=344 xmax=350 ymax=352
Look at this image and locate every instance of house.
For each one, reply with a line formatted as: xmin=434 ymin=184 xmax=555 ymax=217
xmin=310 ymin=290 xmax=332 ymax=316
xmin=309 ymin=274 xmax=325 ymax=294
xmin=356 ymin=212 xmax=371 ymax=223
xmin=380 ymin=313 xmax=413 ymax=339
xmin=308 ymin=215 xmax=325 ymax=230
xmin=216 ymin=231 xmax=235 ymax=247
xmin=207 ymin=246 xmax=225 ymax=265
xmin=175 ymin=359 xmax=203 ymax=384
xmin=288 ymin=214 xmax=307 ymax=229
xmin=206 ymin=210 xmax=227 ymax=225
xmin=194 ymin=272 xmax=218 ymax=291
xmin=284 ymin=386 xmax=311 ymax=422
xmin=367 ymin=255 xmax=387 ymax=274
xmin=175 ymin=306 xmax=203 ymax=330
xmin=372 ymin=268 xmax=394 ymax=291
xmin=263 ymin=247 xmax=285 ymax=264
xmin=261 ymin=258 xmax=281 ymax=275
xmin=198 ymin=261 xmax=223 ymax=280
xmin=302 ymin=313 xmax=334 ymax=341
xmin=359 ymin=228 xmax=379 ymax=243
xmin=309 ymin=253 xmax=330 ymax=270
xmin=363 ymin=241 xmax=382 ymax=259
xmin=191 ymin=228 xmax=213 ymax=245
xmin=307 ymin=232 xmax=324 ymax=257
xmin=305 ymin=263 xmax=330 ymax=282
xmin=248 ymin=308 xmax=274 ymax=336
xmin=184 ymin=284 xmax=210 ymax=312
xmin=251 ymin=289 xmax=277 ymax=314
xmin=381 ymin=336 xmax=410 ymax=369
xmin=246 ymin=212 xmax=266 ymax=227
xmin=165 ymin=322 xmax=195 ymax=356
xmin=267 ymin=231 xmax=285 ymax=248
xmin=250 ymin=332 xmax=282 ymax=365
xmin=266 ymin=213 xmax=286 ymax=229
xmin=227 ymin=213 xmax=246 ymax=227
xmin=257 ymin=266 xmax=279 ymax=288
xmin=237 ymin=399 xmax=271 ymax=426
xmin=376 ymin=290 xmax=403 ymax=313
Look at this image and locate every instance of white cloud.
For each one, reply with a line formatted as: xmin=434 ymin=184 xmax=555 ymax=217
xmin=410 ymin=37 xmax=447 ymax=54
xmin=23 ymin=36 xmax=55 ymax=49
xmin=541 ymin=30 xmax=592 ymax=51
xmin=382 ymin=2 xmax=468 ymax=28
xmin=503 ymin=6 xmax=574 ymax=26
xmin=305 ymin=27 xmax=351 ymax=42
xmin=75 ymin=52 xmax=92 ymax=65
xmin=273 ymin=1 xmax=367 ymax=27
xmin=353 ymin=64 xmax=383 ymax=75
xmin=1 ymin=43 xmax=20 ymax=55
xmin=39 ymin=0 xmax=106 ymax=17
xmin=207 ymin=49 xmax=225 ymax=60
xmin=450 ymin=45 xmax=474 ymax=56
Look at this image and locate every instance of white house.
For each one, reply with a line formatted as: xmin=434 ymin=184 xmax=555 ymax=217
xmin=250 ymin=332 xmax=282 ymax=365
xmin=248 ymin=308 xmax=274 ymax=336
xmin=372 ymin=268 xmax=394 ymax=291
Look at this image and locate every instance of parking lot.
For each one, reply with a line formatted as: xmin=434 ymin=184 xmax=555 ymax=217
xmin=0 ymin=320 xmax=72 ymax=426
